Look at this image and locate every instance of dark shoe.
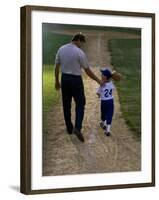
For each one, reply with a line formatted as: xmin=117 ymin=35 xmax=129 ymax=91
xmin=74 ymin=128 xmax=85 ymax=142
xmin=67 ymin=124 xmax=73 ymax=134
xmin=105 ymin=131 xmax=110 ymax=136
xmin=100 ymin=122 xmax=106 ymax=130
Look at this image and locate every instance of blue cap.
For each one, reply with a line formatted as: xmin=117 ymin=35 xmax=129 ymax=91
xmin=100 ymin=68 xmax=112 ymax=79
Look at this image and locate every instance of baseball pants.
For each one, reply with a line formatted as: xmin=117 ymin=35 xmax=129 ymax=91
xmin=101 ymin=99 xmax=114 ymax=125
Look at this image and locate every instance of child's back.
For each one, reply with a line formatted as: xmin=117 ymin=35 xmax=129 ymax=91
xmin=97 ymin=81 xmax=115 ymax=101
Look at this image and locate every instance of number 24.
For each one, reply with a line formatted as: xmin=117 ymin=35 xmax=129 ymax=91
xmin=104 ymin=89 xmax=112 ymax=97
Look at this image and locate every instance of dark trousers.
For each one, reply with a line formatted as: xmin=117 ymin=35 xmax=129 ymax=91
xmin=61 ymin=73 xmax=86 ymax=131
xmin=101 ymin=99 xmax=114 ymax=125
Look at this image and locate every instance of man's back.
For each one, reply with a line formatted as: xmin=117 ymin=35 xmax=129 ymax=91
xmin=55 ymin=43 xmax=89 ymax=75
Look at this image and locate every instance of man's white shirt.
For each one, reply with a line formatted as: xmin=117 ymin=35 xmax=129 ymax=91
xmin=55 ymin=43 xmax=90 ymax=75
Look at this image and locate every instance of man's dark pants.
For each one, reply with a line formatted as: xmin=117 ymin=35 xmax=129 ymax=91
xmin=61 ymin=73 xmax=86 ymax=132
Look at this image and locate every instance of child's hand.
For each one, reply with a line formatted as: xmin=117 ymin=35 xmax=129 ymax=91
xmin=96 ymin=93 xmax=100 ymax=98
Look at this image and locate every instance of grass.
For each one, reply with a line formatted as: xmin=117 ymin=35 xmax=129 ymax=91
xmin=42 ymin=65 xmax=60 ymax=116
xmin=42 ymin=31 xmax=71 ymax=129
xmin=108 ymin=39 xmax=141 ymax=138
xmin=42 ymin=30 xmax=72 ymax=64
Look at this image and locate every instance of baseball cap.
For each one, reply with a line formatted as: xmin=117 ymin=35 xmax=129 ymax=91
xmin=100 ymin=68 xmax=112 ymax=79
xmin=72 ymin=32 xmax=86 ymax=43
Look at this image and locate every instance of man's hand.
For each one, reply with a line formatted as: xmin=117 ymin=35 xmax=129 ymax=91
xmin=55 ymin=81 xmax=61 ymax=90
xmin=100 ymin=79 xmax=105 ymax=86
xmin=55 ymin=63 xmax=60 ymax=90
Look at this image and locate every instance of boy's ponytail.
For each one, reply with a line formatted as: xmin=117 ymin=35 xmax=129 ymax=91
xmin=111 ymin=71 xmax=122 ymax=81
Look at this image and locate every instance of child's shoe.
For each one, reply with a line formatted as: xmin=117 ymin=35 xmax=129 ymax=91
xmin=104 ymin=131 xmax=110 ymax=136
xmin=100 ymin=121 xmax=106 ymax=130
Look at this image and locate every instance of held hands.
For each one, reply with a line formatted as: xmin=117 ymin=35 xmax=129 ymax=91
xmin=98 ymin=79 xmax=105 ymax=87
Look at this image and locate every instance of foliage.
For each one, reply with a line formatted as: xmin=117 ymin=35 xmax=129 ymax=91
xmin=108 ymin=39 xmax=141 ymax=138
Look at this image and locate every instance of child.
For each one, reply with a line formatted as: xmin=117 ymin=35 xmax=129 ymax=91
xmin=97 ymin=68 xmax=121 ymax=136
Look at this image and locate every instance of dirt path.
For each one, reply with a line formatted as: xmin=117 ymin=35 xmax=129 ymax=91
xmin=43 ymin=31 xmax=141 ymax=176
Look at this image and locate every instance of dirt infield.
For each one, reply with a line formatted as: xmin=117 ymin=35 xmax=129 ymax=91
xmin=43 ymin=30 xmax=141 ymax=176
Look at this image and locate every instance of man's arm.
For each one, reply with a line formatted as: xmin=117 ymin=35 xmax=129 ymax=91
xmin=84 ymin=68 xmax=102 ymax=85
xmin=55 ymin=63 xmax=61 ymax=90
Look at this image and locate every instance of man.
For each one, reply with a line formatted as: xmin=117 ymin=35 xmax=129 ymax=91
xmin=55 ymin=33 xmax=102 ymax=142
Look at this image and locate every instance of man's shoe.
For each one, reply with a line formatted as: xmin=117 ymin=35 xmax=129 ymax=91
xmin=74 ymin=128 xmax=85 ymax=142
xmin=67 ymin=124 xmax=73 ymax=134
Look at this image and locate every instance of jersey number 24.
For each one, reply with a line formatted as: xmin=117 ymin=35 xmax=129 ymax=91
xmin=104 ymin=89 xmax=112 ymax=98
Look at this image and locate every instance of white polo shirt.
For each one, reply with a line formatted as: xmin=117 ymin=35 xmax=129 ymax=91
xmin=55 ymin=43 xmax=90 ymax=75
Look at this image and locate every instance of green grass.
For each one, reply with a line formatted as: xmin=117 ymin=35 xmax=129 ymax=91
xmin=42 ymin=65 xmax=60 ymax=115
xmin=42 ymin=30 xmax=72 ymax=64
xmin=108 ymin=39 xmax=141 ymax=138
